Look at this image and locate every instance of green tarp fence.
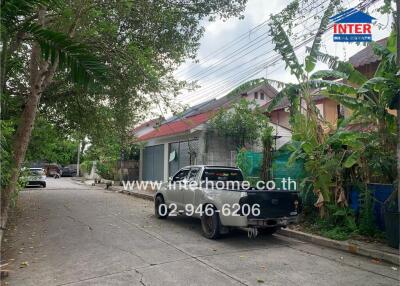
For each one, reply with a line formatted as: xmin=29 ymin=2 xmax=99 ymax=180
xmin=237 ymin=144 xmax=307 ymax=193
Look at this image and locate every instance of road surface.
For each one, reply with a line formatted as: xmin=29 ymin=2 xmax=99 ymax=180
xmin=1 ymin=178 xmax=398 ymax=285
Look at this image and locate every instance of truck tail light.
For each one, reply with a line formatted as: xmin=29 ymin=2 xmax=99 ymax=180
xmin=294 ymin=200 xmax=299 ymax=211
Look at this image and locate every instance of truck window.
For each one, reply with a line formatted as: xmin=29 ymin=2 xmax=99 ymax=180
xmin=30 ymin=169 xmax=45 ymax=176
xmin=188 ymin=168 xmax=201 ymax=181
xmin=201 ymin=169 xmax=243 ymax=181
xmin=172 ymin=169 xmax=189 ymax=182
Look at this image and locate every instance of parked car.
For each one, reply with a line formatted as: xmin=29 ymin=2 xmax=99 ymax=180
xmin=61 ymin=165 xmax=77 ymax=177
xmin=154 ymin=165 xmax=301 ymax=239
xmin=23 ymin=168 xmax=47 ymax=188
xmin=44 ymin=163 xmax=62 ymax=177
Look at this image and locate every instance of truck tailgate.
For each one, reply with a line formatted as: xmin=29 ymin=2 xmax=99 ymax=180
xmin=239 ymin=191 xmax=300 ymax=219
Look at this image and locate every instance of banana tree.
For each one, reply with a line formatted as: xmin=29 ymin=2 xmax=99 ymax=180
xmin=287 ymin=128 xmax=369 ymax=215
xmin=309 ymin=32 xmax=398 ymax=141
xmin=267 ymin=0 xmax=341 ymax=143
xmin=308 ymin=31 xmax=398 ymax=183
xmin=266 ymin=0 xmax=341 ymax=208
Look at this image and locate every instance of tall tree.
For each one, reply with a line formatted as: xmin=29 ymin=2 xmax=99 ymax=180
xmin=1 ymin=0 xmax=107 ymax=225
xmin=1 ymin=0 xmax=248 ymax=224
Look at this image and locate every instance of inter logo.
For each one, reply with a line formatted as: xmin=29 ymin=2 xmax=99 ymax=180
xmin=330 ymin=8 xmax=376 ymax=42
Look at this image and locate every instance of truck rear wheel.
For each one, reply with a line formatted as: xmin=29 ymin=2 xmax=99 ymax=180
xmin=201 ymin=206 xmax=221 ymax=239
xmin=155 ymin=195 xmax=168 ymax=219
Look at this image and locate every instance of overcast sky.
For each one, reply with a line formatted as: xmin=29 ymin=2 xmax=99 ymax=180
xmin=172 ymin=0 xmax=392 ymax=108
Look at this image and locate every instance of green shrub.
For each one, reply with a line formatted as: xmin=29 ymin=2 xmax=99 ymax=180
xmin=96 ymin=161 xmax=116 ymax=180
xmin=320 ymin=227 xmax=352 ymax=241
xmin=358 ymin=188 xmax=378 ymax=236
xmin=302 ymin=203 xmax=357 ymax=241
xmin=80 ymin=161 xmax=93 ymax=175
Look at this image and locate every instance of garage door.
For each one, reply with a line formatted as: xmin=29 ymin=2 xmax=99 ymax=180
xmin=142 ymin=145 xmax=164 ymax=181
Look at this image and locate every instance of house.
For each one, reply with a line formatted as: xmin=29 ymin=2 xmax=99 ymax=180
xmin=133 ymin=82 xmax=292 ymax=182
xmin=261 ymin=94 xmax=342 ymax=130
xmin=348 ymin=37 xmax=387 ymax=77
xmin=348 ymin=36 xmax=397 ymax=117
xmin=264 ymin=38 xmax=395 ymax=131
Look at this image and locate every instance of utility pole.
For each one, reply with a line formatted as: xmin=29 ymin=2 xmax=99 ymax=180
xmin=77 ymin=141 xmax=81 ymax=177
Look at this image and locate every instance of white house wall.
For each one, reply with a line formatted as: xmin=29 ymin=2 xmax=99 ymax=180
xmin=245 ymin=85 xmax=276 ymax=106
xmin=269 ymin=122 xmax=292 ymax=149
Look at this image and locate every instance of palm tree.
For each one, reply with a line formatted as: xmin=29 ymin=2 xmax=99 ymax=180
xmin=0 ymin=0 xmax=106 ymax=225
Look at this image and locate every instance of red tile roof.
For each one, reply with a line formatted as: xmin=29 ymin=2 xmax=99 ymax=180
xmin=138 ymin=111 xmax=215 ymax=141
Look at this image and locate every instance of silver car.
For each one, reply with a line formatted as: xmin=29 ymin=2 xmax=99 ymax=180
xmin=24 ymin=168 xmax=47 ymax=188
xmin=154 ymin=165 xmax=300 ymax=239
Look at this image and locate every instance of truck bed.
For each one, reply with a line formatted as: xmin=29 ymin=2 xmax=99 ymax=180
xmin=239 ymin=190 xmax=300 ymax=219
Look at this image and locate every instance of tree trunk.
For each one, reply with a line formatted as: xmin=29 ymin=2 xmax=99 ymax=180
xmin=0 ymin=32 xmax=59 ymax=227
xmin=396 ymin=0 xmax=399 ymax=197
xmin=260 ymin=136 xmax=272 ymax=182
xmin=1 ymin=42 xmax=46 ymax=227
xmin=1 ymin=7 xmax=80 ymax=227
xmin=1 ymin=35 xmax=9 ymax=94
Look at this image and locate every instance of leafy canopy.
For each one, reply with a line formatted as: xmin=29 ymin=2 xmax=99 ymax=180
xmin=212 ymin=99 xmax=267 ymax=148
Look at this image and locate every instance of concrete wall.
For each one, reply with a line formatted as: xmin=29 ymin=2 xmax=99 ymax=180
xmin=203 ymin=130 xmax=238 ymax=166
xmin=245 ymin=85 xmax=277 ymax=107
xmin=246 ymin=90 xmax=270 ymax=106
xmin=269 ymin=98 xmax=340 ymax=132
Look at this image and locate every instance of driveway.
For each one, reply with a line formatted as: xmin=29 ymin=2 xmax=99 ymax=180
xmin=1 ymin=178 xmax=398 ymax=286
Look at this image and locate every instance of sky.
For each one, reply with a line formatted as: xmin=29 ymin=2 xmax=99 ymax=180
xmin=172 ymin=0 xmax=393 ymax=108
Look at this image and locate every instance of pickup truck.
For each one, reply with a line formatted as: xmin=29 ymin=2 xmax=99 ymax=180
xmin=154 ymin=165 xmax=300 ymax=239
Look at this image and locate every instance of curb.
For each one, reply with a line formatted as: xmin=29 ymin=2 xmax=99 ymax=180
xmin=109 ymin=187 xmax=154 ymax=201
xmin=277 ymin=228 xmax=399 ymax=266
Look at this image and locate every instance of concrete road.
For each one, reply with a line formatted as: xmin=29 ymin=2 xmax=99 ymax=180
xmin=1 ymin=178 xmax=399 ymax=286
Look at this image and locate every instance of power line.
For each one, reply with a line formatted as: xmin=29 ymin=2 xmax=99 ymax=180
xmin=176 ymin=22 xmax=270 ymax=75
xmin=188 ymin=37 xmax=271 ymax=82
xmin=178 ymin=0 xmax=378 ymax=106
xmin=179 ymin=1 xmax=325 ymax=78
xmin=178 ymin=4 xmax=338 ymax=102
xmin=188 ymin=35 xmax=316 ymax=103
xmin=182 ymin=1 xmax=330 ymax=82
